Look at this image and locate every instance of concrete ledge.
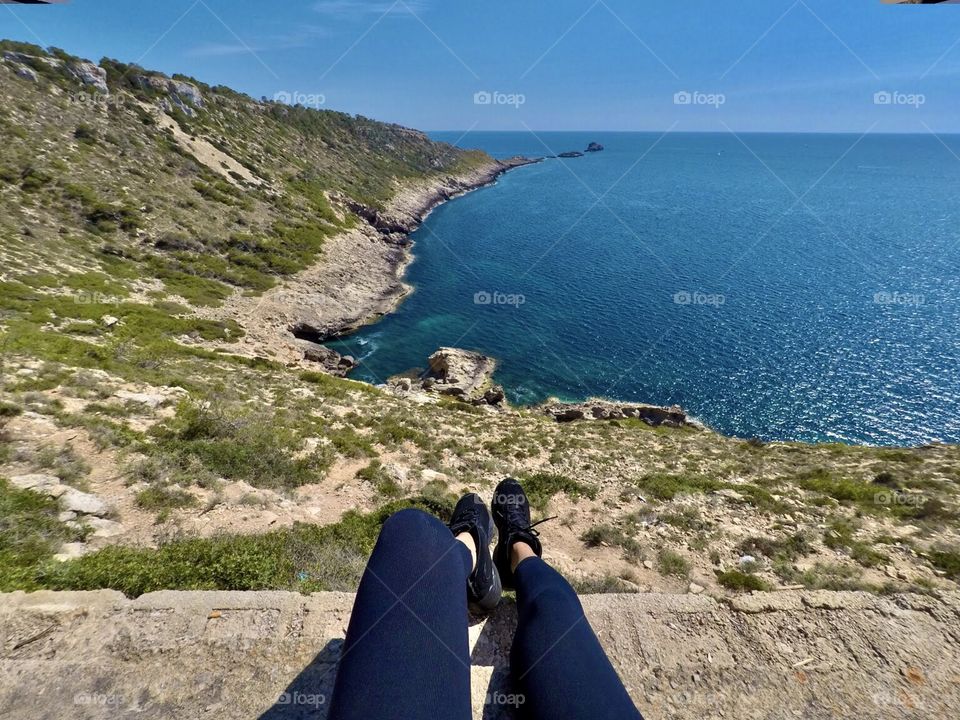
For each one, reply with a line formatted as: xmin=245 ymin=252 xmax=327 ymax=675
xmin=1 ymin=590 xmax=958 ymax=719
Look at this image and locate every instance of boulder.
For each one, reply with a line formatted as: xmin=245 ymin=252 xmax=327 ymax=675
xmin=585 ymin=142 xmax=605 ymax=152
xmin=60 ymin=488 xmax=110 ymax=517
xmin=3 ymin=51 xmax=63 ymax=69
xmin=67 ymin=61 xmax=109 ymax=93
xmin=114 ymin=390 xmax=168 ymax=409
xmin=133 ymin=74 xmax=205 ymax=114
xmin=86 ymin=517 xmax=124 ymax=538
xmin=11 ymin=63 xmax=38 ymax=82
xmin=558 ymin=151 xmax=584 ymax=158
xmin=9 ymin=474 xmax=62 ymax=494
xmin=302 ymin=344 xmax=357 ymax=377
xmin=169 ymin=79 xmax=204 ymax=108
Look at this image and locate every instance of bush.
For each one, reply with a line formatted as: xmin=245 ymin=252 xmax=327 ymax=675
xmin=632 ymin=473 xmax=721 ymax=501
xmin=716 ymin=569 xmax=770 ymax=592
xmin=519 ymin=471 xmax=596 ymax=512
xmin=135 ymin=485 xmax=197 ymax=511
xmin=356 ymin=460 xmax=402 ymax=498
xmin=0 ymin=479 xmax=76 ymax=591
xmin=656 ymin=548 xmax=691 ymax=580
xmin=73 ymin=124 xmax=97 ymax=144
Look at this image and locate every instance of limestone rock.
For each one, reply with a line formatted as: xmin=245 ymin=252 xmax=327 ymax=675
xmin=9 ymin=473 xmax=61 ymax=494
xmin=301 ymin=344 xmax=357 ymax=377
xmin=86 ymin=517 xmax=123 ymax=538
xmin=53 ymin=542 xmax=89 ymax=562
xmin=168 ymin=79 xmax=204 ymax=108
xmin=114 ymin=390 xmax=167 ymax=409
xmin=11 ymin=63 xmax=38 ymax=82
xmin=60 ymin=488 xmax=110 ymax=517
xmin=542 ymin=399 xmax=688 ymax=427
xmin=133 ymin=74 xmax=205 ymax=116
xmin=424 ymin=347 xmax=501 ymax=405
xmin=67 ymin=61 xmax=109 ymax=93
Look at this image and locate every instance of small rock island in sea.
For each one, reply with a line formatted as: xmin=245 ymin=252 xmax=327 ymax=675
xmin=556 ymin=142 xmax=604 ymax=159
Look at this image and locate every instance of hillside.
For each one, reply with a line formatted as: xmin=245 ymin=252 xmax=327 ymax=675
xmin=1 ymin=41 xmax=959 ymax=604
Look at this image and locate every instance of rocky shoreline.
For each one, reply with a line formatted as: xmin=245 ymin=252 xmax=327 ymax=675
xmin=219 ymin=151 xmax=696 ymax=426
xmin=215 ymin=156 xmax=539 ymax=373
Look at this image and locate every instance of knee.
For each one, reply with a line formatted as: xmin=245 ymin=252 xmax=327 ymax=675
xmin=378 ymin=508 xmax=447 ymax=549
xmin=526 ymin=584 xmax=582 ymax=616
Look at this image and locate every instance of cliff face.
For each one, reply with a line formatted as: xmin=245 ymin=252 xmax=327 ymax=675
xmin=0 ymin=39 xmax=494 ymax=314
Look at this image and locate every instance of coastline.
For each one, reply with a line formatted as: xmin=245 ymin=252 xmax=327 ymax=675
xmin=211 ymin=155 xmax=539 ymax=369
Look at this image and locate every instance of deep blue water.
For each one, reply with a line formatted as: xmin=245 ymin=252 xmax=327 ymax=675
xmin=331 ymin=132 xmax=960 ymax=446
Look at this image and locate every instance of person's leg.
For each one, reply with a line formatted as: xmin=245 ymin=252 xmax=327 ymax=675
xmin=327 ymin=508 xmax=474 ymax=720
xmin=511 ymin=548 xmax=644 ymax=720
xmin=490 ymin=477 xmax=642 ymax=720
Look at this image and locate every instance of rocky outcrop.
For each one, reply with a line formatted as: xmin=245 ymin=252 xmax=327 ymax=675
xmin=67 ymin=61 xmax=108 ymax=94
xmin=422 ymin=348 xmax=501 ymax=403
xmin=301 ymin=343 xmax=357 ymax=377
xmin=542 ymin=399 xmax=689 ymax=427
xmin=388 ymin=348 xmax=505 ymax=406
xmin=134 ymin=74 xmax=205 ymax=116
xmin=9 ymin=63 xmax=37 ymax=83
xmin=585 ymin=142 xmax=604 ymax=152
xmin=10 ymin=474 xmax=113 ymax=518
xmin=558 ymin=151 xmax=584 ymax=158
xmin=169 ymin=79 xmax=204 ymax=108
xmin=2 ymin=51 xmax=62 ymax=69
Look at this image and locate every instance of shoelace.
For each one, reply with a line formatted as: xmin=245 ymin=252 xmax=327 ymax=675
xmin=519 ymin=515 xmax=557 ymax=537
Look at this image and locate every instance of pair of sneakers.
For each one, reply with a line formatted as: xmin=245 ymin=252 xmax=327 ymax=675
xmin=447 ymin=478 xmax=549 ymax=615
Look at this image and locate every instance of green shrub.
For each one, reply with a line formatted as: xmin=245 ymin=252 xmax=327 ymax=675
xmin=37 ymin=498 xmax=444 ymax=596
xmin=356 ymin=460 xmax=402 ymax=498
xmin=716 ymin=569 xmax=770 ymax=592
xmin=0 ymin=479 xmax=76 ymax=591
xmin=632 ymin=473 xmax=721 ymax=501
xmin=519 ymin=471 xmax=596 ymax=512
xmin=928 ymin=547 xmax=960 ymax=581
xmin=73 ymin=124 xmax=98 ymax=144
xmin=327 ymin=427 xmax=375 ymax=458
xmin=135 ymin=485 xmax=197 ymax=511
xmin=656 ymin=548 xmax=691 ymax=580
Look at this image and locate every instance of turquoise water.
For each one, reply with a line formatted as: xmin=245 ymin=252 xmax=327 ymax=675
xmin=331 ymin=132 xmax=960 ymax=446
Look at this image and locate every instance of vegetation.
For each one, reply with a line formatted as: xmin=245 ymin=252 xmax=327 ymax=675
xmin=0 ymin=41 xmax=958 ymax=599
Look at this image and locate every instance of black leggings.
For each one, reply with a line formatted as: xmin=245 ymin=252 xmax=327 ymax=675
xmin=327 ymin=508 xmax=643 ymax=719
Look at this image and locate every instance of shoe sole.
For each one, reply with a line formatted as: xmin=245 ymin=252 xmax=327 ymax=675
xmin=468 ymin=511 xmax=502 ymax=616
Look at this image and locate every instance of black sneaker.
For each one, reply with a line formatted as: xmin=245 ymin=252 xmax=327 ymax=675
xmin=491 ymin=478 xmax=553 ymax=590
xmin=448 ymin=493 xmax=502 ymax=615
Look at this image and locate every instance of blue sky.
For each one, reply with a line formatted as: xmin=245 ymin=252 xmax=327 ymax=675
xmin=3 ymin=0 xmax=960 ymax=132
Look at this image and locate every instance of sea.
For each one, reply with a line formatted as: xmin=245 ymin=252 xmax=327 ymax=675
xmin=329 ymin=131 xmax=960 ymax=446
